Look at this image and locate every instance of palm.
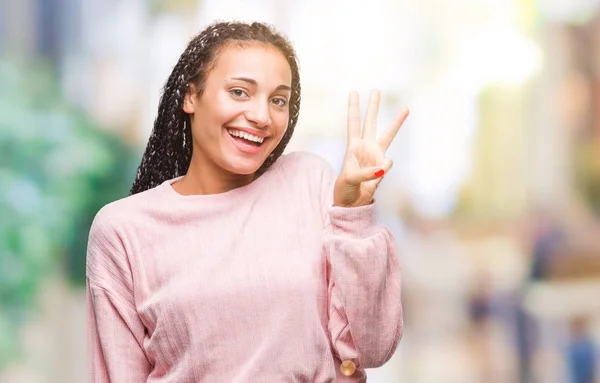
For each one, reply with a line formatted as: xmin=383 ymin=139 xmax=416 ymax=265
xmin=333 ymin=90 xmax=409 ymax=207
xmin=340 ymin=140 xmax=384 ymax=205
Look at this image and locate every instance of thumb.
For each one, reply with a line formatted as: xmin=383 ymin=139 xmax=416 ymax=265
xmin=374 ymin=157 xmax=393 ymax=186
xmin=345 ymin=158 xmax=394 ymax=185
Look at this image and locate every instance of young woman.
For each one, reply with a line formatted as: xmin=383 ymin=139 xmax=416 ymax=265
xmin=86 ymin=21 xmax=409 ymax=382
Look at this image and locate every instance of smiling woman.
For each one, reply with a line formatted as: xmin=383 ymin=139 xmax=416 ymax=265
xmin=86 ymin=21 xmax=408 ymax=383
xmin=129 ymin=23 xmax=302 ymax=196
xmin=175 ymin=44 xmax=292 ymax=193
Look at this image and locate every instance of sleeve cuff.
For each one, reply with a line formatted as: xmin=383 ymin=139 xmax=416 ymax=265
xmin=328 ymin=202 xmax=380 ymax=238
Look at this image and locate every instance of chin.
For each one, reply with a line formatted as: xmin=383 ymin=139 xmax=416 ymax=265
xmin=225 ymin=157 xmax=266 ymax=176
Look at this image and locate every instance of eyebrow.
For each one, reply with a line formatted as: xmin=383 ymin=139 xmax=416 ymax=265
xmin=230 ymin=77 xmax=292 ymax=92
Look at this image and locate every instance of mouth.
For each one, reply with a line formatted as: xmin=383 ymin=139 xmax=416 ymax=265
xmin=226 ymin=128 xmax=267 ymax=147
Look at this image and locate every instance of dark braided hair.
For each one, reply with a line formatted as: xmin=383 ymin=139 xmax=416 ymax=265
xmin=130 ymin=21 xmax=301 ymax=195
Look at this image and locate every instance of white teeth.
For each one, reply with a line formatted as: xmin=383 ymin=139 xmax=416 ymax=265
xmin=227 ymin=129 xmax=264 ymax=144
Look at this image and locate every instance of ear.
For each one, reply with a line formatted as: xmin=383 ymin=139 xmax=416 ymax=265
xmin=183 ymin=84 xmax=196 ymax=114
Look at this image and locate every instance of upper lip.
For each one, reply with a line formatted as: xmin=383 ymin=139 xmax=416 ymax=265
xmin=226 ymin=126 xmax=269 ymax=139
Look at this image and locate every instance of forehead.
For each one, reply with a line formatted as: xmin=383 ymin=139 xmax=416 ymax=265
xmin=209 ymin=43 xmax=292 ymax=86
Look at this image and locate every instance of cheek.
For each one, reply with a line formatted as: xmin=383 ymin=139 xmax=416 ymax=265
xmin=273 ymin=112 xmax=290 ymax=137
xmin=207 ymin=94 xmax=243 ymax=127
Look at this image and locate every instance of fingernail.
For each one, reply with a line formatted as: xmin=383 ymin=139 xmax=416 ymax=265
xmin=374 ymin=169 xmax=385 ymax=178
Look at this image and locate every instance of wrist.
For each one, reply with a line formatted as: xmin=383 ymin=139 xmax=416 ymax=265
xmin=332 ymin=199 xmax=374 ymax=208
xmin=328 ymin=203 xmax=379 ymax=237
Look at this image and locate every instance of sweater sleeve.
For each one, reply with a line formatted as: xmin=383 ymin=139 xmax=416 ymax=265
xmin=317 ymin=157 xmax=403 ymax=372
xmin=86 ymin=208 xmax=152 ymax=382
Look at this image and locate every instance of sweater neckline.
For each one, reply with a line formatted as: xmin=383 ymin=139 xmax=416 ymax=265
xmin=157 ymin=158 xmax=281 ymax=203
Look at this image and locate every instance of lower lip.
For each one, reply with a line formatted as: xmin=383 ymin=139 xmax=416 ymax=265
xmin=227 ymin=130 xmax=266 ymax=155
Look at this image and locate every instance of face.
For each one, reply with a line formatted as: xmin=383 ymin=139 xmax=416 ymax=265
xmin=183 ymin=43 xmax=292 ymax=176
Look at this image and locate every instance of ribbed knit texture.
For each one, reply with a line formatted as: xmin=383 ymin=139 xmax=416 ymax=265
xmin=86 ymin=151 xmax=403 ymax=382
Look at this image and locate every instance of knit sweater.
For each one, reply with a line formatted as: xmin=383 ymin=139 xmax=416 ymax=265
xmin=86 ymin=151 xmax=403 ymax=382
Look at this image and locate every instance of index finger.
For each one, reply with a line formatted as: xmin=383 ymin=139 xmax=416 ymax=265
xmin=347 ymin=91 xmax=361 ymax=144
xmin=378 ymin=107 xmax=409 ymax=153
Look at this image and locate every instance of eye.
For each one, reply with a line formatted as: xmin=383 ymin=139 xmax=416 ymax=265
xmin=271 ymin=97 xmax=288 ymax=108
xmin=229 ymin=88 xmax=249 ymax=98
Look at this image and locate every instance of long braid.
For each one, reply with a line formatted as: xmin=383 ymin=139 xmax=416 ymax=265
xmin=130 ymin=21 xmax=301 ymax=195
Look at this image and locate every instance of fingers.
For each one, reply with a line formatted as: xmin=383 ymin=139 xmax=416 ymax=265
xmin=344 ymin=157 xmax=394 ymax=186
xmin=380 ymin=157 xmax=394 ymax=173
xmin=373 ymin=157 xmax=393 ymax=187
xmin=378 ymin=107 xmax=409 ymax=153
xmin=347 ymin=91 xmax=361 ymax=144
xmin=362 ymin=90 xmax=380 ymax=140
xmin=348 ymin=90 xmax=409 ymax=153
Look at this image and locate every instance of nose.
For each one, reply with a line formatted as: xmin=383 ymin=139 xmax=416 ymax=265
xmin=244 ymin=99 xmax=272 ymax=127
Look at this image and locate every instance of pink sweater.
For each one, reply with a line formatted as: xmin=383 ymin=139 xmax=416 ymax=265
xmin=86 ymin=151 xmax=403 ymax=382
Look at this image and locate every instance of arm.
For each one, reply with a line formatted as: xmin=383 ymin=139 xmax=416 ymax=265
xmin=322 ymin=90 xmax=409 ymax=374
xmin=325 ymin=203 xmax=403 ymax=370
xmin=316 ymin=152 xmax=403 ymax=371
xmin=86 ymin=209 xmax=152 ymax=382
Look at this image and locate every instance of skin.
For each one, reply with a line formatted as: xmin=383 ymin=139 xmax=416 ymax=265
xmin=175 ymin=43 xmax=292 ymax=195
xmin=334 ymin=90 xmax=410 ymax=207
xmin=173 ymin=42 xmax=410 ymax=207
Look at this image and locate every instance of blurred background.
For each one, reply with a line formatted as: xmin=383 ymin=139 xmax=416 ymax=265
xmin=1 ymin=0 xmax=600 ymax=382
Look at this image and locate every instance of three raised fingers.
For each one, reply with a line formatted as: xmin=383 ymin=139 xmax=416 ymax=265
xmin=347 ymin=90 xmax=409 ymax=150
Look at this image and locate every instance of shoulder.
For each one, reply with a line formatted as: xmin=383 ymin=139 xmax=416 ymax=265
xmin=272 ymin=151 xmax=337 ymax=203
xmin=276 ymin=151 xmax=336 ymax=177
xmin=86 ymin=187 xmax=163 ymax=285
xmin=88 ymin=185 xmax=161 ymax=247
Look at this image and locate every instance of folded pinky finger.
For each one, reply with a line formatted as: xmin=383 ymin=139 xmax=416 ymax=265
xmin=374 ymin=158 xmax=394 ymax=186
xmin=381 ymin=157 xmax=393 ymax=173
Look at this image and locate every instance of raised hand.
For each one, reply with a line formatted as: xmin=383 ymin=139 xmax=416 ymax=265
xmin=333 ymin=90 xmax=409 ymax=208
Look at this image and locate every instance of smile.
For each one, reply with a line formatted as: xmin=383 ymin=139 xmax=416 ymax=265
xmin=227 ymin=128 xmax=265 ymax=145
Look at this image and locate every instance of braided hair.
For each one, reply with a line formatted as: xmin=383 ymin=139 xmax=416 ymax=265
xmin=130 ymin=21 xmax=301 ymax=195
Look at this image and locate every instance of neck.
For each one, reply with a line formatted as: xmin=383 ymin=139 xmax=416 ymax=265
xmin=172 ymin=154 xmax=254 ymax=196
